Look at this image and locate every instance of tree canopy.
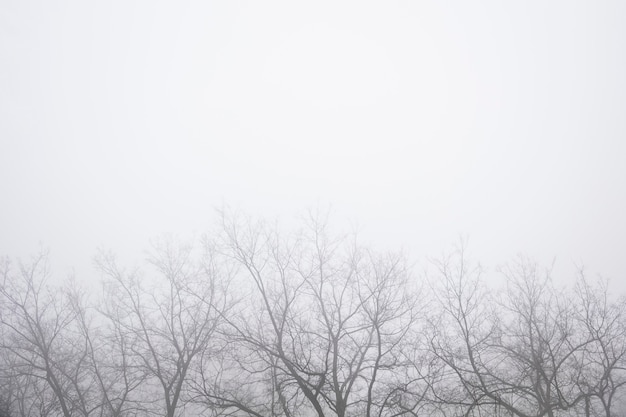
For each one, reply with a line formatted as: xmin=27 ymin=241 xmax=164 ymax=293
xmin=1 ymin=215 xmax=625 ymax=417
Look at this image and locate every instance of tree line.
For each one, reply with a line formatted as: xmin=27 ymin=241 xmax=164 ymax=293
xmin=1 ymin=213 xmax=625 ymax=417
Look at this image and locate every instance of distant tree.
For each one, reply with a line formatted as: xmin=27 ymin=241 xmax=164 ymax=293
xmin=2 ymin=215 xmax=626 ymax=417
xmin=194 ymin=212 xmax=418 ymax=417
xmin=0 ymin=252 xmax=102 ymax=417
xmin=428 ymin=250 xmax=604 ymax=417
xmin=493 ymin=258 xmax=591 ymax=416
xmin=69 ymin=281 xmax=148 ymax=417
xmin=573 ymin=277 xmax=626 ymax=417
xmin=427 ymin=245 xmax=498 ymax=416
xmin=96 ymin=237 xmax=231 ymax=417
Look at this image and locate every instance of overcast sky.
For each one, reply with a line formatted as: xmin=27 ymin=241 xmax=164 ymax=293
xmin=1 ymin=1 xmax=625 ymax=289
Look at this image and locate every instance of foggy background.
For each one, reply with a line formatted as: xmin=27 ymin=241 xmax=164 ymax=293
xmin=1 ymin=1 xmax=625 ymax=288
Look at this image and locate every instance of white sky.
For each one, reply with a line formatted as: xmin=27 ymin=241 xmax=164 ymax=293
xmin=1 ymin=1 xmax=625 ymax=289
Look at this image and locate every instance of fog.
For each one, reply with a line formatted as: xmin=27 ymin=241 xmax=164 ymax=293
xmin=1 ymin=1 xmax=625 ymax=289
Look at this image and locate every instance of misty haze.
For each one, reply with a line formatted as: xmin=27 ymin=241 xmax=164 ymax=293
xmin=1 ymin=2 xmax=626 ymax=417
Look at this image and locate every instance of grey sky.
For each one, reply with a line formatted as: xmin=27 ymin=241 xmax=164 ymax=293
xmin=1 ymin=1 xmax=625 ymax=288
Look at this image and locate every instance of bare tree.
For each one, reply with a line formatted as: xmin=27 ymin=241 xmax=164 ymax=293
xmin=69 ymin=282 xmax=148 ymax=417
xmin=428 ymin=250 xmax=600 ymax=417
xmin=573 ymin=276 xmax=626 ymax=417
xmin=96 ymin=237 xmax=229 ymax=417
xmin=194 ymin=212 xmax=417 ymax=417
xmin=495 ymin=258 xmax=592 ymax=416
xmin=427 ymin=245 xmax=499 ymax=416
xmin=4 ymin=221 xmax=626 ymax=417
xmin=0 ymin=252 xmax=102 ymax=417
